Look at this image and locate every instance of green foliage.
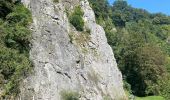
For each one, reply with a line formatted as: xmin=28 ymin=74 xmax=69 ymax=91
xmin=53 ymin=0 xmax=59 ymax=3
xmin=0 ymin=0 xmax=14 ymax=19
xmin=1 ymin=4 xmax=32 ymax=53
xmin=6 ymin=4 xmax=32 ymax=26
xmin=88 ymin=0 xmax=111 ymax=19
xmin=5 ymin=25 xmax=31 ymax=52
xmin=0 ymin=47 xmax=32 ymax=96
xmin=103 ymin=18 xmax=116 ymax=45
xmin=123 ymin=80 xmax=132 ymax=94
xmin=152 ymin=13 xmax=170 ymax=25
xmin=111 ymin=1 xmax=170 ymax=27
xmin=69 ymin=6 xmax=84 ymax=31
xmin=125 ymin=44 xmax=167 ymax=96
xmin=61 ymin=90 xmax=79 ymax=100
xmin=0 ymin=1 xmax=32 ymax=98
xmin=103 ymin=96 xmax=112 ymax=100
xmin=112 ymin=0 xmax=149 ymax=27
xmin=136 ymin=96 xmax=165 ymax=100
xmin=89 ymin=0 xmax=170 ymax=99
xmin=113 ymin=20 xmax=170 ymax=97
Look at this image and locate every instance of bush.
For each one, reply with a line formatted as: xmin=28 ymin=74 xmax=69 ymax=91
xmin=69 ymin=6 xmax=84 ymax=31
xmin=6 ymin=4 xmax=32 ymax=26
xmin=53 ymin=0 xmax=59 ymax=3
xmin=0 ymin=0 xmax=14 ymax=19
xmin=0 ymin=46 xmax=32 ymax=96
xmin=5 ymin=25 xmax=31 ymax=52
xmin=4 ymin=4 xmax=32 ymax=53
xmin=0 ymin=2 xmax=32 ymax=98
xmin=61 ymin=90 xmax=79 ymax=100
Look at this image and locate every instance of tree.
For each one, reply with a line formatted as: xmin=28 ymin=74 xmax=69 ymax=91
xmin=112 ymin=1 xmax=150 ymax=27
xmin=127 ymin=44 xmax=167 ymax=96
xmin=88 ymin=0 xmax=111 ymax=19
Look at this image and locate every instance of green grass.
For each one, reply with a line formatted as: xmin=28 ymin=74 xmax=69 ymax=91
xmin=136 ymin=96 xmax=165 ymax=100
xmin=125 ymin=90 xmax=165 ymax=100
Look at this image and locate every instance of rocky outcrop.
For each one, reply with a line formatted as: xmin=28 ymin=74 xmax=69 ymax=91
xmin=19 ymin=0 xmax=127 ymax=100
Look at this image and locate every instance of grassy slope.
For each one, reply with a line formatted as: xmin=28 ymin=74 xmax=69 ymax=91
xmin=136 ymin=96 xmax=165 ymax=100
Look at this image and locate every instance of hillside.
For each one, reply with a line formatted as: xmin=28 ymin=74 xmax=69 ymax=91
xmin=89 ymin=0 xmax=170 ymax=99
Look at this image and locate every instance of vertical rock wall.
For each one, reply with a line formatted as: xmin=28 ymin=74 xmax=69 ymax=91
xmin=19 ymin=0 xmax=127 ymax=100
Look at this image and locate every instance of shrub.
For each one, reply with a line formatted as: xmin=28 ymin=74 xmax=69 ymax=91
xmin=0 ymin=46 xmax=32 ymax=96
xmin=0 ymin=0 xmax=14 ymax=19
xmin=61 ymin=90 xmax=79 ymax=100
xmin=6 ymin=4 xmax=32 ymax=26
xmin=5 ymin=25 xmax=31 ymax=52
xmin=0 ymin=2 xmax=32 ymax=98
xmin=69 ymin=6 xmax=84 ymax=31
xmin=53 ymin=0 xmax=59 ymax=3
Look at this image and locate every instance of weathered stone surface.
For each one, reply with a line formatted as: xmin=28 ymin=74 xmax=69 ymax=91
xmin=19 ymin=0 xmax=127 ymax=100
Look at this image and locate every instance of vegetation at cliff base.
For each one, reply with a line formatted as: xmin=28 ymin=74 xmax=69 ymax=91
xmin=89 ymin=0 xmax=170 ymax=99
xmin=136 ymin=96 xmax=165 ymax=100
xmin=0 ymin=0 xmax=32 ymax=98
xmin=61 ymin=90 xmax=79 ymax=100
xmin=53 ymin=0 xmax=59 ymax=3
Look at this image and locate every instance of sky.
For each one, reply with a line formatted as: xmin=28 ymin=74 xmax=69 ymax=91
xmin=108 ymin=0 xmax=170 ymax=15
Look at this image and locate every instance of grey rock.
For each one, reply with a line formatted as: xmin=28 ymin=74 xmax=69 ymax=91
xmin=19 ymin=0 xmax=127 ymax=100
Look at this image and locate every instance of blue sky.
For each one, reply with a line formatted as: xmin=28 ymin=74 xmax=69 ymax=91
xmin=108 ymin=0 xmax=170 ymax=15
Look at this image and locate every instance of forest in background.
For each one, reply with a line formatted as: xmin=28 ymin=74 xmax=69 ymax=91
xmin=89 ymin=0 xmax=170 ymax=99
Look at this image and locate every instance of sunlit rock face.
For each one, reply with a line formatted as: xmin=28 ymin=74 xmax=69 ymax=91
xmin=19 ymin=0 xmax=127 ymax=100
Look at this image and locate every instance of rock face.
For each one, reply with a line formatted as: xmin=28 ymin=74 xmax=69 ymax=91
xmin=19 ymin=0 xmax=127 ymax=100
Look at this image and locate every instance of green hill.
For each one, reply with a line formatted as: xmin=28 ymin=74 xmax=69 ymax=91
xmin=89 ymin=0 xmax=170 ymax=99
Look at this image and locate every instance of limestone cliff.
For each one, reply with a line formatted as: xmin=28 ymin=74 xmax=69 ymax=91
xmin=19 ymin=0 xmax=126 ymax=99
